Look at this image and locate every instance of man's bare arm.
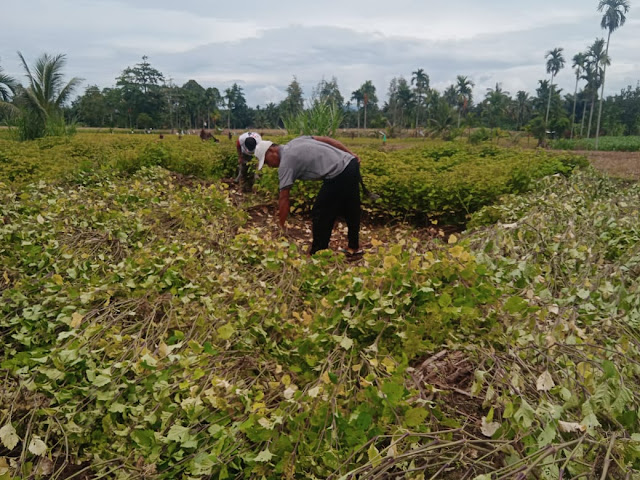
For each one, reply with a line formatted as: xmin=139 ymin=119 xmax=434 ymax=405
xmin=278 ymin=188 xmax=291 ymax=228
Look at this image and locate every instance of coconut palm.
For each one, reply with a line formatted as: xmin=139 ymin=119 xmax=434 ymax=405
xmin=595 ymin=0 xmax=630 ymax=149
xmin=17 ymin=52 xmax=82 ymax=123
xmin=411 ymin=68 xmax=429 ymax=129
xmin=455 ymin=75 xmax=474 ymax=127
xmin=484 ymin=83 xmax=511 ymax=131
xmin=585 ymin=39 xmax=610 ymax=138
xmin=358 ymin=81 xmax=377 ymax=130
xmin=350 ymin=88 xmax=363 ymax=130
xmin=570 ymin=52 xmax=588 ymax=138
xmin=0 ymin=64 xmax=17 ymax=103
xmin=514 ymin=91 xmax=531 ymax=130
xmin=544 ymin=47 xmax=565 ymax=125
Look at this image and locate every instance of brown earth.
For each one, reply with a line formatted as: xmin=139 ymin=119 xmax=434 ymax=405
xmin=578 ymin=150 xmax=640 ymax=180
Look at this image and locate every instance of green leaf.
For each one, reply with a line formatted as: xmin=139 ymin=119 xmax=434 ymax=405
xmin=537 ymin=422 xmax=556 ymax=447
xmin=92 ymin=374 xmax=111 ymax=387
xmin=382 ymin=381 xmax=404 ymax=405
xmin=602 ymin=360 xmax=617 ymax=379
xmin=367 ymin=444 xmax=382 ymax=467
xmin=438 ymin=293 xmax=452 ymax=308
xmin=505 ymin=296 xmax=528 ymax=314
xmin=217 ymin=323 xmax=235 ymax=340
xmin=131 ymin=430 xmax=156 ymax=448
xmin=514 ymin=399 xmax=535 ymax=428
xmin=404 ymin=407 xmax=429 ymax=428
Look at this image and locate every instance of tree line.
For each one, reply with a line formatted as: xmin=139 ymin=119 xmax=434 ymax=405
xmin=0 ymin=0 xmax=634 ymax=142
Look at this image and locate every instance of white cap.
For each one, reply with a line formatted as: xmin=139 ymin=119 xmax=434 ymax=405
xmin=240 ymin=132 xmax=262 ymax=155
xmin=255 ymin=141 xmax=274 ymax=170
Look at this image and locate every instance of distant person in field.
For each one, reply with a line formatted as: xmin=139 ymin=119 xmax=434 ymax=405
xmin=199 ymin=128 xmax=219 ymax=142
xmin=235 ymin=132 xmax=262 ymax=192
xmin=254 ymin=136 xmax=363 ymax=256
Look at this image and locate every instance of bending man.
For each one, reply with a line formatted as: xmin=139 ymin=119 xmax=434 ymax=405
xmin=236 ymin=132 xmax=262 ymax=192
xmin=254 ymin=136 xmax=362 ymax=255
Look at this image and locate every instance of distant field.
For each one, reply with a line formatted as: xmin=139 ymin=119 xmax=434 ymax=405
xmin=552 ymin=135 xmax=640 ymax=152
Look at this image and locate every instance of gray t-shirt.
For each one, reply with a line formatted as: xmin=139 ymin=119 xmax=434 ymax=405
xmin=278 ymin=136 xmax=354 ymax=190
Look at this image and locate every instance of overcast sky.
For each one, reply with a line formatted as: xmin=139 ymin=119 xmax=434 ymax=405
xmin=1 ymin=0 xmax=638 ymax=107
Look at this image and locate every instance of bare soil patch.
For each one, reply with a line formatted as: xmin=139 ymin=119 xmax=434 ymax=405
xmin=578 ymin=150 xmax=640 ymax=180
xmin=166 ymin=173 xmax=461 ymax=256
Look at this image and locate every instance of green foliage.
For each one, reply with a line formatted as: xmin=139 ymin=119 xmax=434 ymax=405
xmin=469 ymin=127 xmax=491 ymax=145
xmin=282 ymin=100 xmax=343 ymax=137
xmin=1 ymin=137 xmax=638 ymax=479
xmin=552 ymin=135 xmax=640 ymax=151
xmin=0 ymin=133 xmax=238 ymax=186
xmin=258 ymin=143 xmax=587 ymax=224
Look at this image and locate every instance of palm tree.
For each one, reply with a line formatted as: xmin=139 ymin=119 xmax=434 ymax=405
xmin=358 ymin=81 xmax=377 ymax=130
xmin=514 ymin=91 xmax=531 ymax=130
xmin=350 ymin=89 xmax=363 ymax=129
xmin=455 ymin=75 xmax=474 ymax=127
xmin=570 ymin=53 xmax=588 ymax=138
xmin=544 ymin=47 xmax=565 ymax=125
xmin=17 ymin=52 xmax=82 ymax=123
xmin=411 ymin=68 xmax=429 ymax=129
xmin=595 ymin=0 xmax=630 ymax=149
xmin=585 ymin=39 xmax=610 ymax=138
xmin=484 ymin=83 xmax=511 ymax=131
xmin=0 ymin=64 xmax=18 ymax=118
xmin=0 ymin=65 xmax=17 ymax=102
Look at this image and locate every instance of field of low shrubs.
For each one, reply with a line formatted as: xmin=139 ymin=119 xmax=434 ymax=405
xmin=258 ymin=142 xmax=587 ymax=223
xmin=0 ymin=133 xmax=239 ymax=186
xmin=1 ymin=134 xmax=587 ymax=226
xmin=1 ymin=134 xmax=639 ymax=479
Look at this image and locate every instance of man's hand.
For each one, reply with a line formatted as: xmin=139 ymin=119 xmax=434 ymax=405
xmin=278 ymin=188 xmax=291 ymax=228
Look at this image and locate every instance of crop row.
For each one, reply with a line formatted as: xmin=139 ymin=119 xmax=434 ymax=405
xmin=552 ymin=135 xmax=640 ymax=152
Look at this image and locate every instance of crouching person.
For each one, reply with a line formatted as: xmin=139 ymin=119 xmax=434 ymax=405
xmin=254 ymin=136 xmax=362 ymax=256
xmin=235 ymin=132 xmax=262 ymax=192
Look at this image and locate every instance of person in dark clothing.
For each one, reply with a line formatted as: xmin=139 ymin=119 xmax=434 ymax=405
xmin=254 ymin=136 xmax=362 ymax=255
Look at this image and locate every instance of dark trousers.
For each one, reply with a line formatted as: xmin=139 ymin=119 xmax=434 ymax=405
xmin=310 ymin=158 xmax=361 ymax=254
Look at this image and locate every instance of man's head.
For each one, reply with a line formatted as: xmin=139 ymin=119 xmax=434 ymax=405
xmin=255 ymin=141 xmax=280 ymax=169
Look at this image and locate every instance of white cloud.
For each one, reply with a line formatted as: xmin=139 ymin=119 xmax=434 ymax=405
xmin=1 ymin=0 xmax=638 ymax=107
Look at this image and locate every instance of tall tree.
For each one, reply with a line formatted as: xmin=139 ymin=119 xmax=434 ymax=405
xmin=411 ymin=68 xmax=429 ymax=129
xmin=570 ymin=52 xmax=588 ymax=138
xmin=544 ymin=47 xmax=565 ymax=125
xmin=17 ymin=52 xmax=82 ymax=123
xmin=182 ymin=79 xmax=206 ymax=129
xmin=280 ymin=77 xmax=304 ymax=120
xmin=455 ymin=75 xmax=475 ymax=127
xmin=314 ymin=77 xmax=344 ymax=108
xmin=595 ymin=0 xmax=630 ymax=149
xmin=116 ymin=56 xmax=165 ymax=128
xmin=358 ymin=80 xmax=377 ymax=130
xmin=514 ymin=91 xmax=532 ymax=130
xmin=350 ymin=88 xmax=363 ymax=129
xmin=224 ymin=83 xmax=248 ymax=129
xmin=484 ymin=83 xmax=511 ymax=130
xmin=74 ymin=85 xmax=106 ymax=127
xmin=586 ymin=39 xmax=610 ymax=138
xmin=204 ymin=87 xmax=221 ymax=129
